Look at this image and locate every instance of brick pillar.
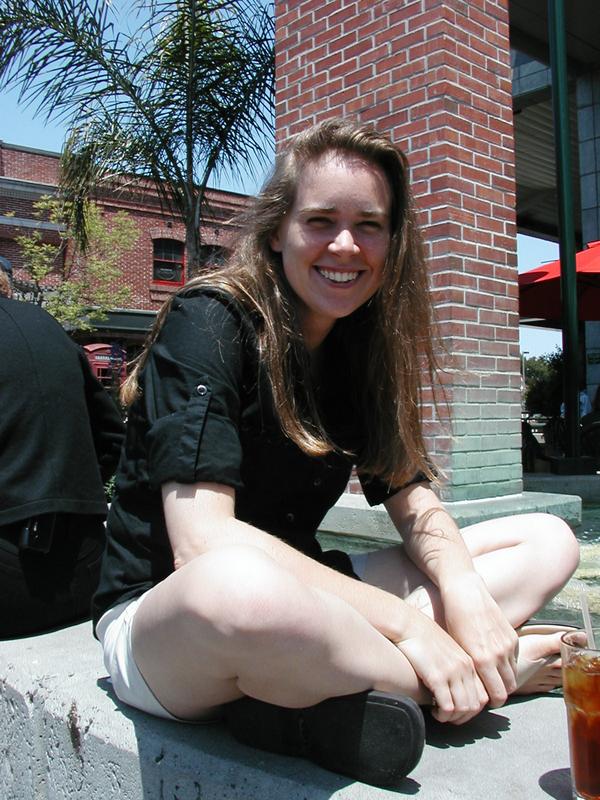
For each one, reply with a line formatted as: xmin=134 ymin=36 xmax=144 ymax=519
xmin=275 ymin=0 xmax=522 ymax=501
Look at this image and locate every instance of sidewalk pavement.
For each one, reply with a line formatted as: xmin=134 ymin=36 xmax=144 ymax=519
xmin=0 ymin=621 xmax=573 ymax=800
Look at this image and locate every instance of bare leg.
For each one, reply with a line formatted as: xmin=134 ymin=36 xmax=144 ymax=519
xmin=131 ymin=544 xmax=428 ymax=720
xmin=358 ymin=512 xmax=579 ymax=692
xmin=359 ymin=513 xmax=578 ymax=626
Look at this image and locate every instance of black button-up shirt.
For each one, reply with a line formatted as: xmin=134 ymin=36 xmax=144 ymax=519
xmin=93 ymin=289 xmax=414 ymax=630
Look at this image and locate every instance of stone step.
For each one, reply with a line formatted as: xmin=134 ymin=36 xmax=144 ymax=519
xmin=1 ymin=621 xmax=572 ymax=800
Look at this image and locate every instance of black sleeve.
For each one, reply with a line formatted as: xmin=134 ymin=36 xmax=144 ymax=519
xmin=142 ymin=292 xmax=250 ymax=491
xmin=78 ymin=348 xmax=126 ymax=485
xmin=357 ymin=470 xmax=430 ymax=507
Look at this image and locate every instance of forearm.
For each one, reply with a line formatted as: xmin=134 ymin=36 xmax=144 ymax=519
xmin=386 ymin=483 xmax=519 ymax=705
xmin=386 ymin=484 xmax=476 ymax=590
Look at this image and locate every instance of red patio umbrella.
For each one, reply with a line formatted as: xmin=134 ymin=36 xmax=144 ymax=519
xmin=519 ymin=240 xmax=600 ymax=322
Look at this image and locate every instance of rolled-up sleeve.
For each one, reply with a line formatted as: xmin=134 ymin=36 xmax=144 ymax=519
xmin=143 ymin=292 xmax=249 ymax=491
xmin=358 ymin=470 xmax=430 ymax=507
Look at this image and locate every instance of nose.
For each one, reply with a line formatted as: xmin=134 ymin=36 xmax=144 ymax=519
xmin=329 ymin=228 xmax=359 ymax=256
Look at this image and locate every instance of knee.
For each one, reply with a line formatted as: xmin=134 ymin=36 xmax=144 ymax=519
xmin=552 ymin=515 xmax=580 ymax=577
xmin=177 ymin=545 xmax=317 ymax=641
xmin=531 ymin=513 xmax=580 ymax=585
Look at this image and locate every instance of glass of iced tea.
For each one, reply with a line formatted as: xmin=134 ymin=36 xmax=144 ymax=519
xmin=561 ymin=628 xmax=600 ymax=800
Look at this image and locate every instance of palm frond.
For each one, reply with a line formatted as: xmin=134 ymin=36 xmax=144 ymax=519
xmin=1 ymin=0 xmax=275 ymax=265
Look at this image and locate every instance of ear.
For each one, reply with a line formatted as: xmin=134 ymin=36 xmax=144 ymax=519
xmin=270 ymin=225 xmax=282 ymax=253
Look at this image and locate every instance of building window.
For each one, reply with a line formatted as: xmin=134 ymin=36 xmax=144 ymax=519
xmin=199 ymin=244 xmax=228 ymax=269
xmin=153 ymin=238 xmax=185 ymax=284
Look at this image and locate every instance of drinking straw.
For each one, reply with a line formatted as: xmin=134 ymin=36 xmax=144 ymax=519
xmin=580 ymin=590 xmax=597 ymax=649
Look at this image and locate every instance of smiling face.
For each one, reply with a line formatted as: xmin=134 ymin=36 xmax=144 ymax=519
xmin=270 ymin=150 xmax=392 ymax=351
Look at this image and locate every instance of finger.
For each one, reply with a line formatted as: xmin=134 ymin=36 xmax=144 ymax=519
xmin=432 ymin=687 xmax=483 ymax=726
xmin=446 ymin=708 xmax=480 ymax=726
xmin=474 ymin=672 xmax=490 ymax=709
xmin=437 ymin=671 xmax=485 ymax=725
xmin=476 ymin=664 xmax=508 ymax=709
xmin=457 ymin=673 xmax=488 ymax=722
xmin=497 ymin=656 xmax=518 ymax=695
xmin=428 ymin=684 xmax=455 ymax=724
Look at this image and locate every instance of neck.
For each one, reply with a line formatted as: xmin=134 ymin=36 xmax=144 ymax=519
xmin=300 ymin=312 xmax=334 ymax=354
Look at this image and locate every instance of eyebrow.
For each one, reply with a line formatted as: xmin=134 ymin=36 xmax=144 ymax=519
xmin=300 ymin=206 xmax=389 ymax=218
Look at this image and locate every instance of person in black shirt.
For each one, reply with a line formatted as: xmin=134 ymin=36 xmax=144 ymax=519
xmin=0 ymin=287 xmax=125 ymax=637
xmin=93 ymin=120 xmax=579 ymax=787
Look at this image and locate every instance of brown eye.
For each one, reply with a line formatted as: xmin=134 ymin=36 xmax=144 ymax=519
xmin=307 ymin=216 xmax=332 ymax=227
xmin=359 ymin=220 xmax=383 ymax=231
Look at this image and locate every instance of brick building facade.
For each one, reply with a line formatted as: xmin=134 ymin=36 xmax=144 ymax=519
xmin=0 ymin=141 xmax=250 ymax=347
xmin=275 ymin=0 xmax=521 ymax=502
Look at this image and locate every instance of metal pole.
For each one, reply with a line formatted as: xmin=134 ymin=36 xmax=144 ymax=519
xmin=548 ymin=0 xmax=580 ymax=458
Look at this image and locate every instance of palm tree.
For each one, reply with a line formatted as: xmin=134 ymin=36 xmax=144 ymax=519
xmin=0 ymin=0 xmax=274 ymax=271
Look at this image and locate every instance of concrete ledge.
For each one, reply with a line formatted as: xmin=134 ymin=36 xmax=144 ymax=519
xmin=319 ymin=491 xmax=582 ymax=545
xmin=1 ymin=622 xmax=573 ymax=799
xmin=523 ymin=473 xmax=600 ymax=505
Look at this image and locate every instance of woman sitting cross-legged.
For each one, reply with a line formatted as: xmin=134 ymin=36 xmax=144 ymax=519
xmin=93 ymin=119 xmax=579 ymax=788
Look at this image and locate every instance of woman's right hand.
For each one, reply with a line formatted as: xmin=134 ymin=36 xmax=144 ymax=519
xmin=394 ymin=609 xmax=489 ymax=725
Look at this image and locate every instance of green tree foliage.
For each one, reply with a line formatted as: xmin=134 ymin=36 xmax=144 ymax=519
xmin=15 ymin=196 xmax=135 ymax=330
xmin=523 ymin=349 xmax=564 ymax=417
xmin=0 ymin=0 xmax=274 ymax=272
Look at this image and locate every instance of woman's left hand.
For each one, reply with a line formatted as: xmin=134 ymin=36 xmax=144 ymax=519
xmin=440 ymin=571 xmax=518 ymax=708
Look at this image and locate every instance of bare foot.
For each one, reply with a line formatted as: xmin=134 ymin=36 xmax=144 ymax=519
xmin=514 ymin=631 xmax=564 ymax=695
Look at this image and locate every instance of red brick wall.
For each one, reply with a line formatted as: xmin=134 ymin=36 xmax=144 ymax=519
xmin=0 ymin=145 xmax=250 ymax=315
xmin=1 ymin=143 xmax=59 ymax=184
xmin=276 ymin=0 xmax=521 ymax=501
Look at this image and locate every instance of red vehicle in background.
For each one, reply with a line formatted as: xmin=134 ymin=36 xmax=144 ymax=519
xmin=83 ymin=343 xmax=127 ymax=388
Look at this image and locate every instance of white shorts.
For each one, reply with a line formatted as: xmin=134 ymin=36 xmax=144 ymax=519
xmin=97 ymin=551 xmax=369 ymax=722
xmin=97 ymin=594 xmax=180 ymax=721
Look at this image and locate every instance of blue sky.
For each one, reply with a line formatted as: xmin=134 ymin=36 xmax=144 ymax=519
xmin=1 ymin=88 xmax=563 ymax=357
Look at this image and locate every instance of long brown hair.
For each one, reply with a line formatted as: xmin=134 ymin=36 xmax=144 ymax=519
xmin=123 ymin=119 xmax=441 ymax=487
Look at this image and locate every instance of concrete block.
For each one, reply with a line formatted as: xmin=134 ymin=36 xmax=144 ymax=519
xmin=523 ymin=473 xmax=599 ymax=505
xmin=450 ymin=468 xmax=482 ymax=486
xmin=480 ymin=403 xmax=512 ymax=419
xmin=0 ymin=680 xmax=37 ymax=797
xmin=452 ymin=419 xmax=519 ymax=437
xmin=320 ymin=488 xmax=581 ymax=539
xmin=451 ymin=404 xmax=481 ymax=420
xmin=0 ymin=619 xmax=576 ymax=800
xmin=448 ymin=481 xmax=520 ymax=502
xmin=481 ymin=433 xmax=521 ymax=451
xmin=451 ymin=435 xmax=482 ymax=452
xmin=479 ymin=464 xmax=519 ymax=483
xmin=452 ymin=449 xmax=517 ymax=470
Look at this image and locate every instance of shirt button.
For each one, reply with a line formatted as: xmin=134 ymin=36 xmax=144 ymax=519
xmin=285 ymin=512 xmax=295 ymax=523
xmin=196 ymin=384 xmax=208 ymax=396
xmin=313 ymin=477 xmax=322 ymax=487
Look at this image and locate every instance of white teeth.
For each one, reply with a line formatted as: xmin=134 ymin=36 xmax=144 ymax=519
xmin=317 ymin=268 xmax=359 ymax=283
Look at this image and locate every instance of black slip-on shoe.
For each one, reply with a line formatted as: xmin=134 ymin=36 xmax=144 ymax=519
xmin=224 ymin=690 xmax=425 ymax=787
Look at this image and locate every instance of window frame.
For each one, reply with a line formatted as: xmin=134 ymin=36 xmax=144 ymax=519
xmin=152 ymin=238 xmax=186 ymax=286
